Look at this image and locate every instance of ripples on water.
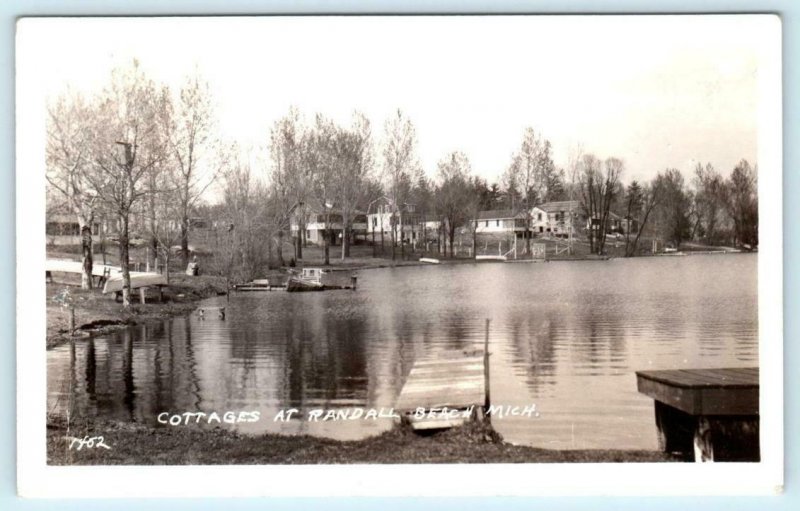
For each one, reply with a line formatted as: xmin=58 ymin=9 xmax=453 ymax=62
xmin=47 ymin=254 xmax=758 ymax=449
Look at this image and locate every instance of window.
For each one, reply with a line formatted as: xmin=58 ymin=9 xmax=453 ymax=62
xmin=537 ymin=213 xmax=542 ymax=221
xmin=496 ymin=220 xmax=500 ymax=227
xmin=485 ymin=220 xmax=489 ymax=227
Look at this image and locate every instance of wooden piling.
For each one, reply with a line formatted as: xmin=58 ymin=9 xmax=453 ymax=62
xmin=484 ymin=318 xmax=491 ymax=421
xmin=139 ymin=287 xmax=147 ymax=304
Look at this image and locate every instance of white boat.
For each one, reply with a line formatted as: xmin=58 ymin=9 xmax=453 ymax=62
xmin=475 ymin=255 xmax=507 ymax=262
xmin=102 ymin=272 xmax=168 ymax=293
xmin=46 ymin=259 xmax=120 ymax=278
xmin=419 ymin=257 xmax=440 ymax=264
xmin=286 ymin=268 xmax=326 ymax=292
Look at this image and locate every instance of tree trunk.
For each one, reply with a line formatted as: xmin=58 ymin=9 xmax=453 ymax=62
xmin=380 ymin=218 xmax=385 ymax=255
xmin=525 ymin=216 xmax=531 ymax=257
xmin=80 ymin=222 xmax=94 ymax=290
xmin=391 ymin=216 xmax=396 ymax=261
xmin=119 ymin=213 xmax=132 ymax=308
xmin=342 ymin=225 xmax=351 ymax=259
xmin=180 ymin=214 xmax=190 ymax=269
xmin=277 ymin=230 xmax=285 ymax=266
xmin=324 ymin=228 xmax=330 ymax=265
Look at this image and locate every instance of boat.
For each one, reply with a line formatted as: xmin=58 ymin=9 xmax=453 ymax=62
xmin=475 ymin=255 xmax=507 ymax=262
xmin=286 ymin=268 xmax=326 ymax=292
xmin=102 ymin=271 xmax=168 ymax=294
xmin=419 ymin=257 xmax=440 ymax=264
xmin=234 ymin=279 xmax=282 ymax=291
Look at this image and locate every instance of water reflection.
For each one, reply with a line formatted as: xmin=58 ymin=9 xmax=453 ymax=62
xmin=47 ymin=254 xmax=758 ymax=448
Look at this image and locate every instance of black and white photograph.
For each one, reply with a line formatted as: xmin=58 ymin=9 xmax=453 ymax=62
xmin=15 ymin=14 xmax=782 ymax=497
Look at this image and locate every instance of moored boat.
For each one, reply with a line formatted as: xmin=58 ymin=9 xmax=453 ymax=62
xmin=286 ymin=268 xmax=326 ymax=292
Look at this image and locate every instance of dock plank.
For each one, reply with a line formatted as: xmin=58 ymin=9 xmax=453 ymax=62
xmin=636 ymin=368 xmax=758 ymax=416
xmin=395 ymin=349 xmax=487 ymax=423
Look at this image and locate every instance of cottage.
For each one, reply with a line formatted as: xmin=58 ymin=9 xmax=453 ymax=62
xmin=290 ymin=209 xmax=367 ymax=246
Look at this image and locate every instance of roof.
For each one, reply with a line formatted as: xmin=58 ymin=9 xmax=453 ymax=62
xmin=536 ymin=200 xmax=582 ymax=213
xmin=476 ymin=209 xmax=520 ymax=220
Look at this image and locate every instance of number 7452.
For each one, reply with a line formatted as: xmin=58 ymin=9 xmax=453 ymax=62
xmin=68 ymin=435 xmax=112 ymax=450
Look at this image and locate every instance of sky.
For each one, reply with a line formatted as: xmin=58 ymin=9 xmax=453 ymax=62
xmin=26 ymin=15 xmax=772 ymax=188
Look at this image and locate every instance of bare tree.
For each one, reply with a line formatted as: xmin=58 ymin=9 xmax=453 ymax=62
xmin=578 ymin=154 xmax=623 ymax=254
xmin=381 ymin=109 xmax=418 ymax=261
xmin=725 ymin=159 xmax=758 ymax=248
xmin=46 ymin=91 xmax=98 ymax=289
xmin=84 ymin=61 xmax=168 ymax=307
xmin=164 ymin=72 xmax=216 ymax=269
xmin=436 ymin=151 xmax=473 ymax=256
xmin=503 ymin=128 xmax=554 ymax=256
xmin=268 ymin=107 xmax=307 ymax=265
xmin=335 ymin=112 xmax=374 ymax=259
xmin=624 ymin=179 xmax=662 ymax=257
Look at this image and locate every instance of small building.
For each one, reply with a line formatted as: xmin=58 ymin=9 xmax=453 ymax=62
xmin=473 ymin=209 xmax=525 ymax=234
xmin=291 ymin=209 xmax=367 ymax=246
xmin=366 ymin=201 xmax=433 ymax=245
xmin=531 ymin=200 xmax=588 ymax=236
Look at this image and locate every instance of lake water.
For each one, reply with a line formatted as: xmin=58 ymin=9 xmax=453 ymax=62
xmin=47 ymin=254 xmax=758 ymax=450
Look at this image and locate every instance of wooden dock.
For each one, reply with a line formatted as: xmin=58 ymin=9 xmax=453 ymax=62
xmin=395 ymin=347 xmax=488 ymax=431
xmin=636 ymin=367 xmax=759 ymax=462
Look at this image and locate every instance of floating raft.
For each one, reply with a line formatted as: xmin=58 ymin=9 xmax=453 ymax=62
xmin=636 ymin=367 xmax=759 ymax=461
xmin=395 ymin=348 xmax=486 ymax=430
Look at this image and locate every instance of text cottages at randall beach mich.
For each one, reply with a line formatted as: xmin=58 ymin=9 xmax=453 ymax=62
xmin=20 ymin=15 xmax=779 ymax=482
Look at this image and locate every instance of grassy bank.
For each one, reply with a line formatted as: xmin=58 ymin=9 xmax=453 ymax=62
xmin=46 ymin=273 xmax=227 ymax=349
xmin=47 ymin=418 xmax=682 ymax=465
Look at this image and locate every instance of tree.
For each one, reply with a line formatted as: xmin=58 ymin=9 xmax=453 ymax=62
xmin=624 ymin=178 xmax=662 ymax=257
xmin=578 ymin=154 xmax=623 ymax=254
xmin=84 ymin=60 xmax=168 ymax=307
xmin=335 ymin=112 xmax=374 ymax=259
xmin=503 ymin=128 xmax=555 ymax=256
xmin=46 ymin=90 xmax=98 ymax=289
xmin=692 ymin=163 xmax=727 ymax=244
xmin=653 ymin=168 xmax=691 ymax=248
xmin=436 ymin=151 xmax=473 ymax=257
xmin=268 ymin=107 xmax=305 ymax=265
xmin=381 ymin=109 xmax=418 ymax=260
xmin=726 ymin=159 xmax=758 ymax=248
xmin=164 ymin=72 xmax=216 ymax=269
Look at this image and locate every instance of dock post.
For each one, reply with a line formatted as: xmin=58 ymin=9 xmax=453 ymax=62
xmin=139 ymin=287 xmax=147 ymax=304
xmin=69 ymin=306 xmax=75 ymax=334
xmin=484 ymin=318 xmax=491 ymax=422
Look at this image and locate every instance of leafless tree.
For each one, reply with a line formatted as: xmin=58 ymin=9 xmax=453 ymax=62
xmin=503 ymin=128 xmax=555 ymax=256
xmin=335 ymin=112 xmax=375 ymax=259
xmin=46 ymin=91 xmax=99 ymax=289
xmin=436 ymin=151 xmax=473 ymax=256
xmin=578 ymin=154 xmax=623 ymax=254
xmin=84 ymin=60 xmax=169 ymax=307
xmin=381 ymin=109 xmax=418 ymax=260
xmin=163 ymin=72 xmax=217 ymax=270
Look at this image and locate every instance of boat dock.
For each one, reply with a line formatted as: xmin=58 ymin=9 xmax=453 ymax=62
xmin=636 ymin=367 xmax=759 ymax=462
xmin=395 ymin=345 xmax=489 ymax=431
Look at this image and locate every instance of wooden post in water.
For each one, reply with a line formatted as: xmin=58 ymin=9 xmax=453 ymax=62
xmin=484 ymin=318 xmax=491 ymax=422
xmin=139 ymin=287 xmax=146 ymax=304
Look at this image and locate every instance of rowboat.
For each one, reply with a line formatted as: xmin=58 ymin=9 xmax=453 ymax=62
xmin=286 ymin=268 xmax=325 ymax=292
xmin=102 ymin=272 xmax=168 ymax=293
xmin=419 ymin=257 xmax=440 ymax=264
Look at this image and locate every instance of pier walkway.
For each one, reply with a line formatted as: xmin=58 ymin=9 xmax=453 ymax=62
xmin=395 ymin=347 xmax=488 ymax=431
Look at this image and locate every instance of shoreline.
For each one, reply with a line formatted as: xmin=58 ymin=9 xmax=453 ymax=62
xmin=46 ymin=249 xmax=752 ymax=349
xmin=46 ymin=418 xmax=683 ymax=465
